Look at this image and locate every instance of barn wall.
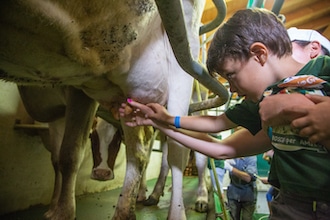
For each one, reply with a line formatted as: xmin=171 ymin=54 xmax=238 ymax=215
xmin=0 ymin=81 xmax=162 ymax=215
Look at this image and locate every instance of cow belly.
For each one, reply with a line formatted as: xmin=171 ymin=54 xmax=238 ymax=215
xmin=0 ymin=0 xmax=160 ymax=86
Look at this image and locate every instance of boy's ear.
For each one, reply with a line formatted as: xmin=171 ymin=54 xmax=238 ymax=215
xmin=249 ymin=42 xmax=268 ymax=66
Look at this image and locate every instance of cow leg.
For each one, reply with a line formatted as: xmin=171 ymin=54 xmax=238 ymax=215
xmin=143 ymin=137 xmax=209 ymax=212
xmin=194 ymin=152 xmax=209 ymax=212
xmin=44 ymin=118 xmax=65 ymax=218
xmin=26 ymin=117 xmax=66 ymax=219
xmin=143 ymin=132 xmax=169 ymax=206
xmin=47 ymin=87 xmax=97 ymax=220
xmin=17 ymin=86 xmax=67 ymax=218
xmin=19 ymin=86 xmax=97 ymax=219
xmin=136 ymin=167 xmax=148 ymax=203
xmin=165 ymin=66 xmax=194 ymax=220
xmin=113 ymin=125 xmax=153 ymax=220
xmin=105 ymin=129 xmax=122 ymax=176
xmin=167 ymin=138 xmax=190 ymax=220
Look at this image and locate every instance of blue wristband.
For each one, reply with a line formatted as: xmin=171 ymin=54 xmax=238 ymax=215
xmin=174 ymin=116 xmax=181 ymax=128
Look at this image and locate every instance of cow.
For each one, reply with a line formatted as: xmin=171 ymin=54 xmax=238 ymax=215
xmin=0 ymin=0 xmax=228 ymax=219
xmin=90 ymin=81 xmax=211 ymax=213
xmin=90 ymin=114 xmax=122 ymax=181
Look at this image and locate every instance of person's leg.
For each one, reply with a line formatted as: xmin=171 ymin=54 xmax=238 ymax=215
xmin=269 ymin=192 xmax=330 ymax=220
xmin=316 ymin=200 xmax=330 ymax=220
xmin=266 ymin=187 xmax=274 ymax=215
xmin=228 ymin=199 xmax=241 ymax=220
xmin=241 ymin=200 xmax=256 ymax=220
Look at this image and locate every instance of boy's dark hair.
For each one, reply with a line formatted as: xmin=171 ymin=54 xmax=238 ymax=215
xmin=207 ymin=8 xmax=292 ymax=76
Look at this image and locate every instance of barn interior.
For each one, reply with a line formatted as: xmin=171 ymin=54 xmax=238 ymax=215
xmin=0 ymin=0 xmax=329 ymax=220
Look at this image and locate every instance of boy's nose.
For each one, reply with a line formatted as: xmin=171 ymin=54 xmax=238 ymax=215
xmin=228 ymin=82 xmax=237 ymax=93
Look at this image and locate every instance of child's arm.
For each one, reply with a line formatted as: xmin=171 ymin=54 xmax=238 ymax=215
xmin=123 ymin=99 xmax=237 ymax=133
xmin=120 ymin=104 xmax=270 ymax=158
xmin=145 ymin=123 xmax=271 ymax=159
xmin=119 ymin=99 xmax=272 ymax=158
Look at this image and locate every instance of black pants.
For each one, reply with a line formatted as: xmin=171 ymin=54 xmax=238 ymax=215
xmin=227 ymin=198 xmax=256 ymax=220
xmin=270 ymin=191 xmax=330 ymax=220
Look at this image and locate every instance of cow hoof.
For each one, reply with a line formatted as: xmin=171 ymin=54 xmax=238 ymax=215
xmin=44 ymin=206 xmax=76 ymax=220
xmin=195 ymin=200 xmax=208 ymax=213
xmin=44 ymin=209 xmax=53 ymax=219
xmin=91 ymin=168 xmax=114 ymax=181
xmin=143 ymin=195 xmax=159 ymax=206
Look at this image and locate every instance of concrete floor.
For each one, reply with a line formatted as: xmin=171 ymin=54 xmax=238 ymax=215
xmin=1 ymin=176 xmax=269 ymax=220
xmin=1 ymin=177 xmax=211 ymax=220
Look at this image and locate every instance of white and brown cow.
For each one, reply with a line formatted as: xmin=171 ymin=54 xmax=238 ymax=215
xmin=90 ymin=115 xmax=122 ymax=181
xmin=90 ymin=81 xmax=212 ymax=212
xmin=0 ymin=0 xmax=227 ymax=219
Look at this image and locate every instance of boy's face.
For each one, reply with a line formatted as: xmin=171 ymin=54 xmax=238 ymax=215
xmin=219 ymin=57 xmax=270 ymax=102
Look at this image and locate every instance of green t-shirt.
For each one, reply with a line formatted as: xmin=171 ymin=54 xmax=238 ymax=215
xmin=225 ymin=56 xmax=330 ymax=201
xmin=225 ymin=100 xmax=261 ymax=135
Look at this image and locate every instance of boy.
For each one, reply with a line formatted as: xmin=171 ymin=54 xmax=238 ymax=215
xmin=120 ymin=8 xmax=330 ymax=219
xmin=259 ymin=27 xmax=330 ymax=144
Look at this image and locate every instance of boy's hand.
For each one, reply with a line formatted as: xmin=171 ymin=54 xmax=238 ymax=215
xmin=119 ymin=100 xmax=155 ymax=127
xmin=285 ymin=95 xmax=330 ymax=143
xmin=122 ymin=99 xmax=174 ymax=125
xmin=119 ymin=99 xmax=173 ymax=128
xmin=144 ymin=102 xmax=172 ymax=124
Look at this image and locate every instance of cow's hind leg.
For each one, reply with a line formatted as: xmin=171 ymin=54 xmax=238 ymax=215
xmin=18 ymin=86 xmax=68 ymax=219
xmin=194 ymin=152 xmax=209 ymax=213
xmin=167 ymin=137 xmax=190 ymax=220
xmin=47 ymin=87 xmax=97 ymax=220
xmin=112 ymin=125 xmax=153 ymax=220
xmin=44 ymin=118 xmax=66 ymax=218
xmin=143 ymin=132 xmax=169 ymax=206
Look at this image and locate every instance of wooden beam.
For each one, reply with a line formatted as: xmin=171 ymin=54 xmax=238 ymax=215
xmin=203 ymin=0 xmax=330 ymax=37
xmin=284 ymin=1 xmax=330 ymax=28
